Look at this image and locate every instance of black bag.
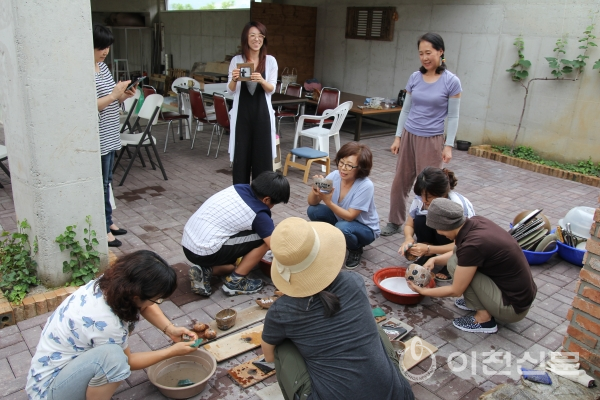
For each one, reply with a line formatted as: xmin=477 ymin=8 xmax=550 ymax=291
xmin=397 ymin=89 xmax=406 ymax=106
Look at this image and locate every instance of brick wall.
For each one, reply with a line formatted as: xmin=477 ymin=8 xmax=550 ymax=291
xmin=563 ymin=201 xmax=600 ymax=379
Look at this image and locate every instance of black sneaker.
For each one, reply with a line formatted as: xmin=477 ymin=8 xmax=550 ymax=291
xmin=222 ymin=274 xmax=264 ymax=296
xmin=452 ymin=315 xmax=498 ymax=334
xmin=454 ymin=298 xmax=476 ymax=311
xmin=189 ymin=265 xmax=212 ymax=296
xmin=345 ymin=248 xmax=363 ymax=269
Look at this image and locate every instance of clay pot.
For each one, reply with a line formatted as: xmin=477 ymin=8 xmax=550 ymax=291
xmin=405 ymin=264 xmax=432 ymax=288
xmin=215 ymin=309 xmax=236 ymax=331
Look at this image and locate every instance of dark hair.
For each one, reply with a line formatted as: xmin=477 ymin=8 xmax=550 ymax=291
xmin=334 ymin=141 xmax=373 ymax=179
xmin=93 ymin=24 xmax=114 ymax=50
xmin=251 ymin=171 xmax=290 ymax=205
xmin=241 ymin=21 xmax=268 ymax=74
xmin=413 ymin=167 xmax=458 ymax=198
xmin=417 ymin=32 xmax=447 ymax=75
xmin=96 ymin=250 xmax=177 ymax=322
xmin=318 ymin=290 xmax=341 ymax=317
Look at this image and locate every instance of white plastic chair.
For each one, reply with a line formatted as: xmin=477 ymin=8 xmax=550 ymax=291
xmin=0 ymin=145 xmax=10 ymax=188
xmin=114 ymin=94 xmax=167 ymax=186
xmin=292 ymin=101 xmax=353 ymax=165
xmin=119 ymin=89 xmax=142 ymax=133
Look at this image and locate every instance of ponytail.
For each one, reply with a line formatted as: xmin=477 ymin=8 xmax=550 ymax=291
xmin=443 ymin=168 xmax=458 ymax=190
xmin=318 ymin=290 xmax=341 ymax=317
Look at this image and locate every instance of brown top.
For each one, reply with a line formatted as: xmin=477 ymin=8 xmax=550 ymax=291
xmin=455 ymin=216 xmax=537 ymax=314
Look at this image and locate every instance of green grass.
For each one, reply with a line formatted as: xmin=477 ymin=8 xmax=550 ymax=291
xmin=492 ymin=146 xmax=600 ymax=177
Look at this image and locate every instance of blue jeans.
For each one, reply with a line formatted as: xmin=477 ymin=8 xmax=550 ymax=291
xmin=47 ymin=344 xmax=130 ymax=400
xmin=307 ymin=204 xmax=375 ymax=251
xmin=101 ymin=150 xmax=115 ymax=234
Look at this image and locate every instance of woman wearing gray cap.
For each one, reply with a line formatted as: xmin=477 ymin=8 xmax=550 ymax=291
xmin=407 ymin=198 xmax=537 ymax=334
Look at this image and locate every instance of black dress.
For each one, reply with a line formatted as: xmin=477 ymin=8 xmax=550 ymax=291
xmin=232 ymin=73 xmax=273 ymax=184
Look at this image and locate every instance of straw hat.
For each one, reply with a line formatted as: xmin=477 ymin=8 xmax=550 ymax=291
xmin=270 ymin=217 xmax=346 ymax=298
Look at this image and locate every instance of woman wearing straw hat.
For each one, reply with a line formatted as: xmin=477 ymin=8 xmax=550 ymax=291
xmin=261 ymin=217 xmax=414 ymax=400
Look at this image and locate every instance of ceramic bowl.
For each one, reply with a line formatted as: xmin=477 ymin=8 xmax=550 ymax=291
xmin=456 ymin=140 xmax=471 ymax=151
xmin=147 ymin=349 xmax=217 ymax=399
xmin=373 ymin=267 xmax=435 ymax=305
xmin=215 ymin=309 xmax=237 ymax=331
xmin=405 ymin=263 xmax=432 ymax=287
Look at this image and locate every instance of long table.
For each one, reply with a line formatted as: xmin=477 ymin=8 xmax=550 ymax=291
xmin=306 ymin=92 xmax=402 ymax=141
xmin=202 ymin=83 xmax=309 ymax=112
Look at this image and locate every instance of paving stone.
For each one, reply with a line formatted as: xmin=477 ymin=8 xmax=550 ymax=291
xmin=0 ymin=357 xmax=14 ymax=380
xmin=112 ymin=380 xmax=165 ymax=400
xmin=2 ymin=390 xmax=28 ymax=400
xmin=0 ymin=374 xmax=26 ymax=397
xmin=436 ymin=376 xmax=476 ymax=400
xmin=20 ymin=326 xmax=42 ymax=349
xmin=7 ymin=350 xmax=32 ymax=378
xmin=505 ymin=318 xmax=535 ymax=334
xmin=521 ymin=323 xmax=552 ymax=343
xmin=138 ymin=327 xmax=171 ymax=351
xmin=158 ymin=300 xmax=185 ymax=320
xmin=16 ymin=312 xmax=52 ymax=331
xmin=0 ymin=333 xmax=23 ymax=350
xmin=537 ymin=331 xmax=564 ymax=351
xmin=0 ymin=325 xmax=20 ymax=337
xmin=0 ymin=341 xmax=28 ymax=359
xmin=412 ymin=384 xmax=443 ymax=400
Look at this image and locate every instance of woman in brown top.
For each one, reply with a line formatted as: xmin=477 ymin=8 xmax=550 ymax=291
xmin=407 ymin=198 xmax=537 ymax=334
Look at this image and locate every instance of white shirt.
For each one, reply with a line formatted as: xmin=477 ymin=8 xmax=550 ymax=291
xmin=226 ymin=55 xmax=278 ymax=163
xmin=26 ymin=280 xmax=130 ymax=399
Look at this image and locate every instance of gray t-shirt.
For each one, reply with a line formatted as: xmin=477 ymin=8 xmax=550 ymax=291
xmin=262 ymin=271 xmax=414 ymax=400
xmin=326 ymin=170 xmax=380 ymax=238
xmin=404 ymin=70 xmax=462 ymax=137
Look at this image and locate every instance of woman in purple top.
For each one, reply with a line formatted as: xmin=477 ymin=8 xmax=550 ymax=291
xmin=382 ymin=32 xmax=462 ymax=236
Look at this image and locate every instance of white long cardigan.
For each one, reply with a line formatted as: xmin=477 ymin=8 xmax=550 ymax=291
xmin=226 ymin=55 xmax=278 ymax=163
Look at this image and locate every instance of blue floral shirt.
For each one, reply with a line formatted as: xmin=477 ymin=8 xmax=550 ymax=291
xmin=26 ymin=280 xmax=130 ymax=399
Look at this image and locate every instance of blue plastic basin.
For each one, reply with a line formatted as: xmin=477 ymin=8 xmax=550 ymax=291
xmin=556 ymin=240 xmax=585 ymax=267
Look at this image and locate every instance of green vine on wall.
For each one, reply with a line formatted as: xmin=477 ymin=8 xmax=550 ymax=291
xmin=506 ymin=22 xmax=599 ymax=153
xmin=0 ymin=220 xmax=40 ymax=304
xmin=55 ymin=215 xmax=101 ymax=286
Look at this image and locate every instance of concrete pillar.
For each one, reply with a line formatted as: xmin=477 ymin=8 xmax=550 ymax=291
xmin=0 ymin=0 xmax=108 ymax=286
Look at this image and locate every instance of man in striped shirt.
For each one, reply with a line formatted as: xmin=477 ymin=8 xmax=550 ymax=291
xmin=182 ymin=171 xmax=290 ymax=296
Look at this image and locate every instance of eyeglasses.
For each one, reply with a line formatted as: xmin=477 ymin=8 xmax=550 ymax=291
xmin=149 ymin=298 xmax=164 ymax=304
xmin=338 ymin=161 xmax=359 ymax=170
xmin=249 ymin=33 xmax=265 ymax=41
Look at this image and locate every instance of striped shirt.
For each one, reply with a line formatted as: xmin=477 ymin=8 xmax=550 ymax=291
xmin=95 ymin=62 xmax=122 ymax=155
xmin=181 ymin=185 xmax=274 ymax=256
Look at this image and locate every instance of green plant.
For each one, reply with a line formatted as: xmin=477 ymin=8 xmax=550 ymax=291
xmin=55 ymin=216 xmax=101 ymax=286
xmin=492 ymin=145 xmax=600 ymax=177
xmin=506 ymin=23 xmax=598 ymax=153
xmin=0 ymin=220 xmax=40 ymax=303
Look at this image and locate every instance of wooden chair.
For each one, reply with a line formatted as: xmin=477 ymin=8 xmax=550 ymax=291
xmin=283 ymin=147 xmax=330 ymax=183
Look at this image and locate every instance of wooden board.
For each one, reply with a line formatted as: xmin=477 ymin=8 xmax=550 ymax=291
xmin=401 ymin=336 xmax=438 ymax=371
xmin=228 ymin=355 xmax=277 ymax=388
xmin=203 ymin=325 xmax=264 ymax=362
xmin=205 ymin=305 xmax=267 ymax=340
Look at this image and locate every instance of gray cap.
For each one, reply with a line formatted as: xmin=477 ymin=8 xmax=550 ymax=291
xmin=426 ymin=198 xmax=466 ymax=231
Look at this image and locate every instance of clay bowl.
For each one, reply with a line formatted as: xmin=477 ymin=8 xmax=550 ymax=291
xmin=373 ymin=267 xmax=435 ymax=305
xmin=512 ymin=210 xmax=551 ymax=231
xmin=456 ymin=140 xmax=471 ymax=151
xmin=147 ymin=349 xmax=217 ymax=399
xmin=215 ymin=308 xmax=237 ymax=331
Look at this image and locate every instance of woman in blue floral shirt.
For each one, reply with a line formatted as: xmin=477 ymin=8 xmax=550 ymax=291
xmin=26 ymin=251 xmax=198 ymax=400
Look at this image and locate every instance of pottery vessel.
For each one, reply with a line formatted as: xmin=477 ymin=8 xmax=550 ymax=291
xmin=405 ymin=264 xmax=432 ymax=288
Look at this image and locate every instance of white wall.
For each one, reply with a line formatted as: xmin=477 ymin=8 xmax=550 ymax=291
xmin=278 ymin=0 xmax=600 ymax=163
xmin=0 ymin=0 xmax=108 ymax=286
xmin=160 ymin=10 xmax=250 ymax=70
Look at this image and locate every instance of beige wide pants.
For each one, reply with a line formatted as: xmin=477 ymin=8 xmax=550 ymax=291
xmin=389 ymin=130 xmax=444 ymax=226
xmin=447 ymin=253 xmax=531 ymax=324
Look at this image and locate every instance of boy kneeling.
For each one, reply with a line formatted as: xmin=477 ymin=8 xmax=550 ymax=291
xmin=182 ymin=171 xmax=290 ymax=296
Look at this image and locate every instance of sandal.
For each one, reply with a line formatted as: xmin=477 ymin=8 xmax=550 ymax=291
xmin=381 ymin=222 xmax=401 ymax=236
xmin=434 ymin=266 xmax=452 ymax=282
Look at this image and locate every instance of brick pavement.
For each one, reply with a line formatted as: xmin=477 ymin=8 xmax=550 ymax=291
xmin=0 ymin=121 xmax=597 ymax=399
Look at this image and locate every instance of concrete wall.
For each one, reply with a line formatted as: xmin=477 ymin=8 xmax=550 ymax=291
xmin=277 ymin=0 xmax=600 ymax=163
xmin=0 ymin=0 xmax=108 ymax=286
xmin=160 ymin=10 xmax=250 ymax=71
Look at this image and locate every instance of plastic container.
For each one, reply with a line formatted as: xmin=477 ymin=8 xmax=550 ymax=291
xmin=147 ymin=349 xmax=217 ymax=399
xmin=558 ymin=206 xmax=595 ymax=239
xmin=556 ymin=240 xmax=585 ymax=267
xmin=522 ymin=247 xmax=558 ymax=265
xmin=373 ymin=267 xmax=435 ymax=305
xmin=456 ymin=140 xmax=471 ymax=151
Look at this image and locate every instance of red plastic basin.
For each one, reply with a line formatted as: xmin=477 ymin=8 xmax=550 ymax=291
xmin=373 ymin=266 xmax=436 ymax=305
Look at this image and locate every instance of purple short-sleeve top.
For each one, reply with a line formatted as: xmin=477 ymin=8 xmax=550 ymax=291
xmin=404 ymin=70 xmax=462 ymax=137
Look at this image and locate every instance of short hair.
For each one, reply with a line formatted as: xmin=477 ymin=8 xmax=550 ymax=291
xmin=93 ymin=24 xmax=114 ymax=50
xmin=334 ymin=141 xmax=373 ymax=179
xmin=417 ymin=32 xmax=447 ymax=75
xmin=251 ymin=171 xmax=290 ymax=205
xmin=96 ymin=250 xmax=176 ymax=322
xmin=413 ymin=167 xmax=458 ymax=198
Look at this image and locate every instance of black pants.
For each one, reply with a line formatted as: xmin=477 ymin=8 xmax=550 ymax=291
xmin=413 ymin=215 xmax=452 ymax=266
xmin=182 ymin=231 xmax=264 ymax=267
xmin=232 ymin=80 xmax=273 ymax=184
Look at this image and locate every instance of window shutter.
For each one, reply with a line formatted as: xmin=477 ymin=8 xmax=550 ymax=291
xmin=346 ymin=7 xmax=396 ymax=41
